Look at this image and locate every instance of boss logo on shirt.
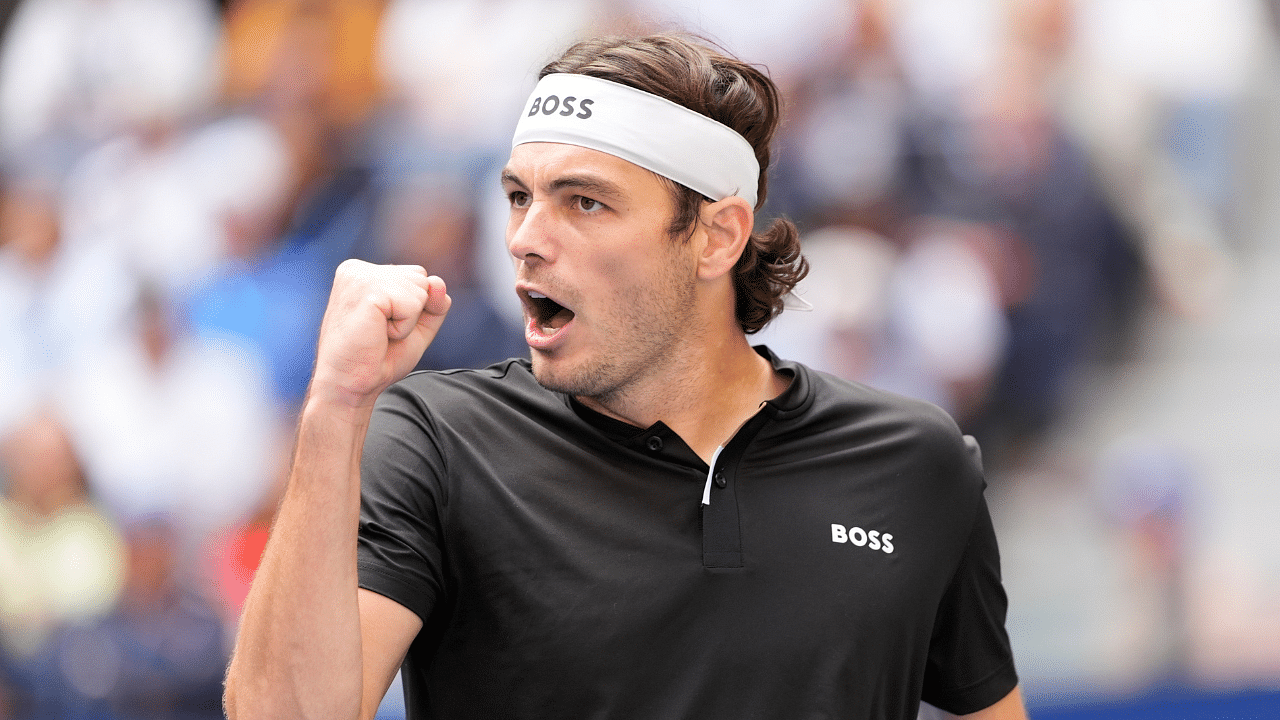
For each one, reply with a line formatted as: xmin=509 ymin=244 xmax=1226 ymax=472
xmin=831 ymin=524 xmax=894 ymax=554
xmin=527 ymin=95 xmax=595 ymax=119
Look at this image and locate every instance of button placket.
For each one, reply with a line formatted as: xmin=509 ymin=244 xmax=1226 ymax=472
xmin=699 ymin=408 xmax=778 ymax=570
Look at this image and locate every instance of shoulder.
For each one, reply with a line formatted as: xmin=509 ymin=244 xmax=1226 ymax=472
xmin=771 ymin=358 xmax=983 ymax=491
xmin=372 ymin=357 xmax=570 ymax=437
xmin=381 ymin=357 xmax=545 ymax=410
xmin=361 ymin=359 xmax=558 ymax=498
xmin=797 ymin=360 xmax=966 ymax=447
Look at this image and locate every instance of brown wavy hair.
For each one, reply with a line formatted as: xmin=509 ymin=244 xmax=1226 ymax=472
xmin=539 ymin=33 xmax=808 ymax=334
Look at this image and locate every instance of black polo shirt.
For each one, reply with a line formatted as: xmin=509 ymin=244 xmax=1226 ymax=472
xmin=357 ymin=348 xmax=1017 ymax=719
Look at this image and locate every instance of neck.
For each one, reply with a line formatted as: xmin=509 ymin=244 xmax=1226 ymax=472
xmin=577 ymin=333 xmax=788 ymax=464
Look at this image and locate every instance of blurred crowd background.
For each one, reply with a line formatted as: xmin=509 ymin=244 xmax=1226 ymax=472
xmin=0 ymin=0 xmax=1277 ymax=718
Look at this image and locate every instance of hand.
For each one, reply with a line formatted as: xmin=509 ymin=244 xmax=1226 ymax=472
xmin=309 ymin=259 xmax=451 ymax=410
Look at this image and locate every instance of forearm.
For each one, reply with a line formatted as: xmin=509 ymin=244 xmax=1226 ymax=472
xmin=225 ymin=260 xmax=448 ymax=718
xmin=224 ymin=399 xmax=372 ymax=720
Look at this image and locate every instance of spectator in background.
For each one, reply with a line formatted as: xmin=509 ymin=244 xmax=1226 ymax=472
xmin=0 ymin=0 xmax=220 ymax=177
xmin=750 ymin=226 xmax=900 ymax=383
xmin=58 ymin=285 xmax=278 ymax=545
xmin=893 ymin=0 xmax=1142 ymax=462
xmin=771 ymin=0 xmax=909 ymax=236
xmin=0 ymin=0 xmax=230 ymax=453
xmin=220 ymin=0 xmax=386 ymax=266
xmin=221 ymin=0 xmax=385 ymax=135
xmin=0 ymin=170 xmax=137 ymax=437
xmin=755 ymin=221 xmax=1010 ymax=428
xmin=0 ymin=409 xmax=127 ymax=717
xmin=181 ymin=0 xmax=401 ymax=411
xmin=2 ymin=516 xmax=228 ymax=718
xmin=55 ymin=111 xmax=248 ymax=308
xmin=178 ymin=112 xmax=339 ymax=410
xmin=69 ymin=518 xmax=227 ymax=718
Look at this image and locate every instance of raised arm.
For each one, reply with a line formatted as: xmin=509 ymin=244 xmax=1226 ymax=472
xmin=224 ymin=260 xmax=450 ymax=720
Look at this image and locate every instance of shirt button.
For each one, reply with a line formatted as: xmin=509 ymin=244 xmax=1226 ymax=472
xmin=646 ymin=436 xmax=663 ymax=451
xmin=714 ymin=472 xmax=726 ymax=488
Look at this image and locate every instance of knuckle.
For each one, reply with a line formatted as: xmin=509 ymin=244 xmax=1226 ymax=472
xmin=335 ymin=258 xmax=372 ymax=285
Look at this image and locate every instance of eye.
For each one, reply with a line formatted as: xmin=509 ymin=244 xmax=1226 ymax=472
xmin=508 ymin=190 xmax=530 ymax=208
xmin=575 ymin=196 xmax=605 ymax=213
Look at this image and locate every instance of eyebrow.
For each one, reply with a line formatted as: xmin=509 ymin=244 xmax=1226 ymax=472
xmin=500 ymin=169 xmax=626 ymax=202
xmin=549 ymin=174 xmax=627 ymax=201
xmin=499 ymin=170 xmax=526 ymax=190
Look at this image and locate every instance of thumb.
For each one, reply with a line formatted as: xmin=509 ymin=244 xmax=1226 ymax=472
xmin=406 ymin=275 xmax=452 ymax=344
xmin=422 ymin=275 xmax=452 ymax=318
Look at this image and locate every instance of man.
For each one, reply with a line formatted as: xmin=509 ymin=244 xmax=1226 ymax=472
xmin=224 ymin=33 xmax=1026 ymax=720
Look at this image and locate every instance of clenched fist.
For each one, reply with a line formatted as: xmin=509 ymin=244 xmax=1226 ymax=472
xmin=309 ymin=259 xmax=451 ymax=410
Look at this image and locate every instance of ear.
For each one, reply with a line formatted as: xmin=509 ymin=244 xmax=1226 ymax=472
xmin=695 ymin=196 xmax=754 ymax=281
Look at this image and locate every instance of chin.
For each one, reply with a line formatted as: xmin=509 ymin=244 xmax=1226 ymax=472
xmin=528 ymin=353 xmax=579 ymax=394
xmin=529 ymin=352 xmax=617 ymax=399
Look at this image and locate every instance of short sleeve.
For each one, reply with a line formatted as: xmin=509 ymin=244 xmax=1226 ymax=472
xmin=356 ymin=382 xmax=449 ymax=624
xmin=919 ymin=491 xmax=1019 ymax=714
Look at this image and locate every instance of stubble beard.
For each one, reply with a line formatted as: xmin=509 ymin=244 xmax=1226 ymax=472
xmin=530 ymin=259 xmax=700 ymax=408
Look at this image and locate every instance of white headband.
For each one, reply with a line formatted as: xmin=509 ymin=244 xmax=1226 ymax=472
xmin=512 ymin=73 xmax=760 ymax=207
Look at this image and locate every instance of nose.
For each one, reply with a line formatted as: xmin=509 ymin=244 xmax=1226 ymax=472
xmin=507 ymin=200 xmax=556 ymax=266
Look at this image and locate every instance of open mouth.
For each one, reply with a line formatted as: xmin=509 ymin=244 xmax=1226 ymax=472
xmin=526 ymin=290 xmax=575 ymax=335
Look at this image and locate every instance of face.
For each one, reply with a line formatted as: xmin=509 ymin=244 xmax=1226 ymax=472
xmin=502 ymin=142 xmax=702 ymax=404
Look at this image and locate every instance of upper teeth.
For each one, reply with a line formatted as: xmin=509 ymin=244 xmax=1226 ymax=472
xmin=529 ymin=291 xmax=547 ymax=299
